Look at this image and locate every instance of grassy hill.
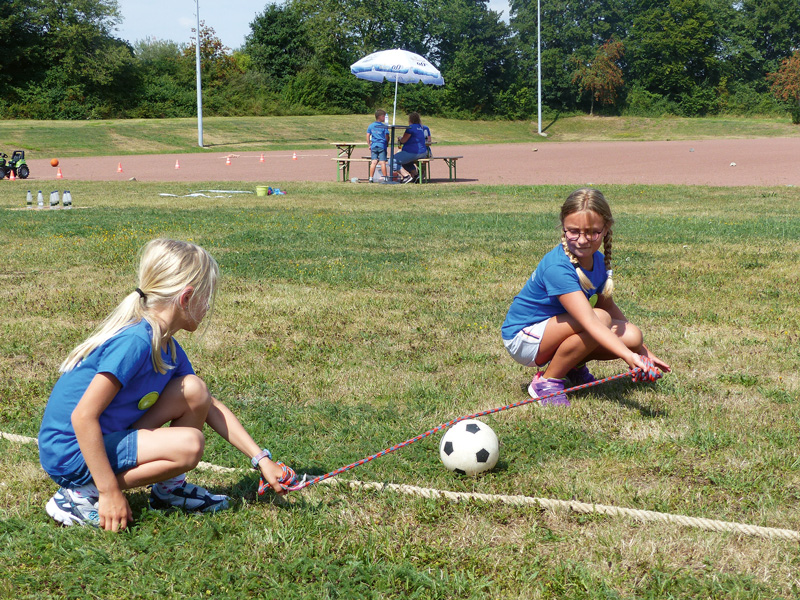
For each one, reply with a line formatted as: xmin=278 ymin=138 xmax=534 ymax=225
xmin=2 ymin=114 xmax=798 ymax=158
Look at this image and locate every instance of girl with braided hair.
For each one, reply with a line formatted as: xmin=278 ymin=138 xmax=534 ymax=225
xmin=39 ymin=239 xmax=292 ymax=531
xmin=501 ymin=188 xmax=670 ymax=405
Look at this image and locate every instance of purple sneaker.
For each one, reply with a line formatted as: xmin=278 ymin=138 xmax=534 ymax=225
xmin=527 ymin=372 xmax=570 ymax=406
xmin=566 ymin=364 xmax=596 ymax=385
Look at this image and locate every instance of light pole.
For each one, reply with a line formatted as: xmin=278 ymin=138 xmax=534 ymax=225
xmin=195 ymin=0 xmax=203 ymax=147
xmin=537 ymin=0 xmax=547 ymax=137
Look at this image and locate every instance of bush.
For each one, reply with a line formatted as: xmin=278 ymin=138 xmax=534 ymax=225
xmin=622 ymin=85 xmax=677 ymax=117
xmin=720 ymin=81 xmax=785 ymax=116
xmin=394 ymin=83 xmax=444 ymax=118
xmin=281 ymin=64 xmax=372 ymax=114
xmin=494 ymin=85 xmax=536 ymax=120
xmin=677 ymin=85 xmax=719 ymax=117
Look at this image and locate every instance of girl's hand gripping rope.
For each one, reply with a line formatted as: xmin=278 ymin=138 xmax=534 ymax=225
xmin=630 ymin=354 xmax=662 ymax=383
xmin=258 ymin=462 xmax=299 ymax=496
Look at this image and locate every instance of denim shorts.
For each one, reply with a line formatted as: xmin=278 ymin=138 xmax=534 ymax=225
xmin=503 ymin=318 xmax=550 ymax=367
xmin=48 ymin=429 xmax=139 ymax=488
xmin=370 ymin=147 xmax=387 ymax=161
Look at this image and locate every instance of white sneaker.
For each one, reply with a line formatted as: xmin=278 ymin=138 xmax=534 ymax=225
xmin=46 ymin=487 xmax=100 ymax=527
xmin=149 ymin=481 xmax=230 ymax=513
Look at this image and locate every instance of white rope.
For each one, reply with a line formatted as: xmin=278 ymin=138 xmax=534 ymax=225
xmin=319 ymin=479 xmax=800 ymax=542
xmin=3 ymin=430 xmax=797 ymax=541
xmin=0 ymin=431 xmax=36 ymax=444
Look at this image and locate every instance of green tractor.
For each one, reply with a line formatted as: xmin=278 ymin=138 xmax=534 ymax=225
xmin=0 ymin=151 xmax=30 ymax=179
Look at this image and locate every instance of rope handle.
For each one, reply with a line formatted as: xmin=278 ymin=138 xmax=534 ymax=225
xmin=630 ymin=355 xmax=661 ymax=383
xmin=257 ymin=461 xmax=299 ymax=495
xmin=262 ymin=364 xmax=662 ymax=494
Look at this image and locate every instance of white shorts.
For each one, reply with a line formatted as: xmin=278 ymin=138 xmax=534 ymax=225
xmin=503 ymin=318 xmax=550 ymax=367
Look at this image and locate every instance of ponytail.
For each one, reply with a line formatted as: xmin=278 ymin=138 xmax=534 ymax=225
xmin=60 ymin=239 xmax=218 ymax=374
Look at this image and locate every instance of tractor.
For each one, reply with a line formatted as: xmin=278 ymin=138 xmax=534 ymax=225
xmin=0 ymin=151 xmax=30 ymax=179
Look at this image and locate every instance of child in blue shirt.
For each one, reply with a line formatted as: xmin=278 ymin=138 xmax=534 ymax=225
xmin=39 ymin=238 xmax=293 ymax=531
xmin=422 ymin=123 xmax=432 ymax=157
xmin=502 ymin=188 xmax=670 ymax=405
xmin=366 ymin=109 xmax=389 ymax=182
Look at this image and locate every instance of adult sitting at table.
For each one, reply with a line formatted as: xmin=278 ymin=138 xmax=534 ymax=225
xmin=393 ymin=112 xmax=428 ymax=184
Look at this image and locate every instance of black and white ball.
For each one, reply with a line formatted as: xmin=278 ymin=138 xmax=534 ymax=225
xmin=439 ymin=419 xmax=499 ymax=476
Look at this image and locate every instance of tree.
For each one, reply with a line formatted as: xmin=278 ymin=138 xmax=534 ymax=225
xmin=572 ymin=38 xmax=625 ymax=114
xmin=741 ymin=0 xmax=800 ymax=72
xmin=626 ymin=0 xmax=722 ymax=115
xmin=244 ymin=3 xmax=312 ymax=91
xmin=130 ymin=38 xmax=193 ymax=117
xmin=510 ymin=0 xmax=632 ymax=110
xmin=0 ymin=0 xmax=138 ymax=118
xmin=767 ymin=51 xmax=800 ymax=123
xmin=427 ymin=0 xmax=518 ymax=116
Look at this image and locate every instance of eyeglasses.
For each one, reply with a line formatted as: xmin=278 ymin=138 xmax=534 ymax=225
xmin=563 ymin=228 xmax=605 ymax=242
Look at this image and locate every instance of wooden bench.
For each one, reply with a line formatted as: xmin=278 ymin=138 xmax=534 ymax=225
xmin=332 ymin=157 xmax=372 ymax=181
xmin=416 ymin=156 xmax=463 ymax=183
xmin=333 ymin=155 xmax=463 ymax=183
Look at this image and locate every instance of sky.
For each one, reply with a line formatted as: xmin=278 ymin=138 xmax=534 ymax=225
xmin=113 ymin=0 xmax=511 ymax=51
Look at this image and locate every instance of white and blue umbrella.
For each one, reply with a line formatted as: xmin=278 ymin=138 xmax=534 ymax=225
xmin=350 ymin=48 xmax=444 ymax=124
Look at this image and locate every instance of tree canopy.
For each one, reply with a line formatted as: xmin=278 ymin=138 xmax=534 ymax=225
xmin=0 ymin=0 xmax=798 ymax=120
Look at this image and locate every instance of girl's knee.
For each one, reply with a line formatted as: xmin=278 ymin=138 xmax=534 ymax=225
xmin=593 ymin=308 xmax=612 ymax=327
xmin=182 ymin=375 xmax=212 ymax=410
xmin=621 ymin=323 xmax=644 ymax=349
xmin=177 ymin=428 xmax=206 ymax=469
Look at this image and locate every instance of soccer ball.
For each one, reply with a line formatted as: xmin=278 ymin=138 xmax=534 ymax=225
xmin=439 ymin=419 xmax=499 ymax=476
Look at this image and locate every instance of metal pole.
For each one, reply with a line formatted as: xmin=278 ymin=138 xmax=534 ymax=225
xmin=537 ymin=0 xmax=544 ymax=136
xmin=195 ymin=0 xmax=203 ymax=147
xmin=392 ymin=76 xmax=398 ymax=126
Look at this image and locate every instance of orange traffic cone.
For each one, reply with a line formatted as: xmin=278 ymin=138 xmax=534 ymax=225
xmin=225 ymin=156 xmax=231 ymax=166
xmin=9 ymin=169 xmax=15 ymax=181
xmin=260 ymin=153 xmax=265 ymax=163
xmin=56 ymin=167 xmax=63 ymax=179
xmin=117 ymin=162 xmax=123 ymax=173
xmin=174 ymin=159 xmax=180 ymax=170
xmin=292 ymin=152 xmax=297 ymax=160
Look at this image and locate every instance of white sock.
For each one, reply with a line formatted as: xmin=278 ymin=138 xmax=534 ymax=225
xmin=154 ymin=473 xmax=186 ymax=495
xmin=71 ymin=483 xmax=100 ymax=499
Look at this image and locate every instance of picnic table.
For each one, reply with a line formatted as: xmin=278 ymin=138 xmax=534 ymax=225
xmin=331 ymin=136 xmax=460 ymax=183
xmin=330 ymin=142 xmax=368 ymax=181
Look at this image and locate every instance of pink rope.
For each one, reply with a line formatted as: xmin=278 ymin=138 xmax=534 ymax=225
xmin=259 ymin=359 xmax=662 ymax=495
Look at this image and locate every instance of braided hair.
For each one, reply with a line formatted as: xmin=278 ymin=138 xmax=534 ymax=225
xmin=559 ymin=188 xmax=615 ymax=297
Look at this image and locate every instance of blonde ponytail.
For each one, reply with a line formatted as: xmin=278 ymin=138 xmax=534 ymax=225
xmin=60 ymin=239 xmax=218 ymax=374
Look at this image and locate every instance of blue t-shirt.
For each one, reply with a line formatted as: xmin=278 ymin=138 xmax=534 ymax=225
xmin=501 ymin=245 xmax=608 ymax=340
xmin=402 ymin=123 xmax=427 ymax=155
xmin=38 ymin=320 xmax=195 ymax=477
xmin=367 ymin=120 xmax=389 ymax=150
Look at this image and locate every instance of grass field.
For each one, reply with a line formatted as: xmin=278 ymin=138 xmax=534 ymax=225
xmin=1 ymin=177 xmax=799 ymax=598
xmin=1 ymin=114 xmax=798 ymax=158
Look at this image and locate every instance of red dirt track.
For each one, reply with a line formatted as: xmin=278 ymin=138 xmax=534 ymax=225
xmin=20 ymin=137 xmax=800 ymax=187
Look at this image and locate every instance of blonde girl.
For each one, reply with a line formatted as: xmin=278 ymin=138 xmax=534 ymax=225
xmin=501 ymin=189 xmax=670 ymax=405
xmin=39 ymin=239 xmax=290 ymax=531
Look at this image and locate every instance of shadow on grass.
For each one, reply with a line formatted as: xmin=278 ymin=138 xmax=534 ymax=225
xmin=542 ymin=112 xmax=561 ymax=134
xmin=517 ymin=377 xmax=666 ymax=418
